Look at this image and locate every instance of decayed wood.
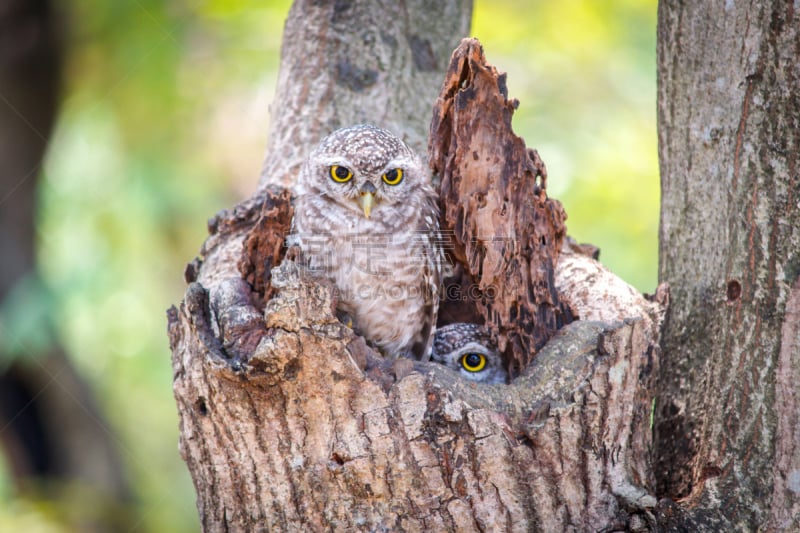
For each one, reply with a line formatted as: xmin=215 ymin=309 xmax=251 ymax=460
xmin=656 ymin=2 xmax=800 ymax=530
xmin=238 ymin=187 xmax=294 ymax=307
xmin=430 ymin=39 xmax=573 ymax=377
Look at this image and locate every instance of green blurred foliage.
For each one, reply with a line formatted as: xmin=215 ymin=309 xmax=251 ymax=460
xmin=1 ymin=0 xmax=658 ymax=530
xmin=473 ymin=0 xmax=659 ymax=291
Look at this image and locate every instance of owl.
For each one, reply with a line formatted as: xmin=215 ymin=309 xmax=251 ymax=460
xmin=430 ymin=323 xmax=507 ymax=384
xmin=291 ymin=124 xmax=443 ymax=360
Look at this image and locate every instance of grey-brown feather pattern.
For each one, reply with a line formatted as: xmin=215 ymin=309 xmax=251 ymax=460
xmin=291 ymin=124 xmax=443 ymax=360
xmin=430 ymin=323 xmax=507 ymax=384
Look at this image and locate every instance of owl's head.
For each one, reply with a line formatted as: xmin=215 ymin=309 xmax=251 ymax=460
xmin=299 ymin=124 xmax=429 ymax=219
xmin=431 ymin=323 xmax=508 ymax=385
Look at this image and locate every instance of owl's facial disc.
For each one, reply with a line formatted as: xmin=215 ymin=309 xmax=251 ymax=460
xmin=358 ymin=181 xmax=377 ymax=218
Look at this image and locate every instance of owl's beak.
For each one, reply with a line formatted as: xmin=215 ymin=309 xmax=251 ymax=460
xmin=359 ymin=182 xmax=377 ymax=218
xmin=359 ymin=192 xmax=374 ymax=218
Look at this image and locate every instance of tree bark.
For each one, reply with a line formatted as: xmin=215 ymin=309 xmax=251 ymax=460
xmin=259 ymin=0 xmax=472 ymax=189
xmin=655 ymin=2 xmax=800 ymax=530
xmin=170 ymin=3 xmax=667 ymax=529
xmin=171 ymin=253 xmax=662 ymax=531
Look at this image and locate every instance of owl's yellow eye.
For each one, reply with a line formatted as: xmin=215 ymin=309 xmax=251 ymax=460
xmin=460 ymin=353 xmax=487 ymax=373
xmin=382 ymin=168 xmax=403 ymax=185
xmin=330 ymin=165 xmax=353 ymax=183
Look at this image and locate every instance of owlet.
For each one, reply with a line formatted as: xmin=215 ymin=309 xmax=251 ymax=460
xmin=291 ymin=124 xmax=443 ymax=360
xmin=430 ymin=323 xmax=507 ymax=384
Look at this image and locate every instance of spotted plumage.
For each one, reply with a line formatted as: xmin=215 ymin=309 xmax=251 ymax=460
xmin=430 ymin=323 xmax=507 ymax=384
xmin=291 ymin=124 xmax=443 ymax=360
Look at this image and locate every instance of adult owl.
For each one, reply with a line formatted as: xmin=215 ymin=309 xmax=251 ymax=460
xmin=430 ymin=323 xmax=508 ymax=384
xmin=291 ymin=124 xmax=443 ymax=360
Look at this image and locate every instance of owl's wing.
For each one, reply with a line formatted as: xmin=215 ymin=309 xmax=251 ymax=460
xmin=410 ymin=193 xmax=444 ymax=361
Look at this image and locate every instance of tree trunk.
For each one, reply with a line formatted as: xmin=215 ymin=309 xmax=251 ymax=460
xmin=258 ymin=0 xmax=472 ymax=189
xmin=655 ymin=2 xmax=800 ymax=530
xmin=170 ymin=2 xmax=667 ymax=530
xmin=0 ymin=0 xmax=59 ymax=298
xmin=172 ymin=264 xmax=662 ymax=531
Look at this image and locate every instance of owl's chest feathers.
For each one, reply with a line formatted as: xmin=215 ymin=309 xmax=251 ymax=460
xmin=296 ymin=197 xmax=429 ymax=276
xmin=298 ymin=205 xmax=430 ymax=340
xmin=293 ymin=189 xmax=438 ymax=357
xmin=314 ymin=223 xmax=426 ymax=288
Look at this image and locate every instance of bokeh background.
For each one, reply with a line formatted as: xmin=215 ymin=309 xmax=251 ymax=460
xmin=0 ymin=0 xmax=658 ymax=530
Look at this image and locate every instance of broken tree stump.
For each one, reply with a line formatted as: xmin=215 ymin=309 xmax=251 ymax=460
xmin=169 ymin=37 xmax=665 ymax=532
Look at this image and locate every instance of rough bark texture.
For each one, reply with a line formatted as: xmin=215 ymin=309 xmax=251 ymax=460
xmin=772 ymin=278 xmax=800 ymax=530
xmin=171 ymin=251 xmax=662 ymax=531
xmin=430 ymin=39 xmax=573 ymax=378
xmin=258 ymin=0 xmax=472 ymax=189
xmin=656 ymin=2 xmax=800 ymax=530
xmin=170 ymin=2 xmax=668 ymax=531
